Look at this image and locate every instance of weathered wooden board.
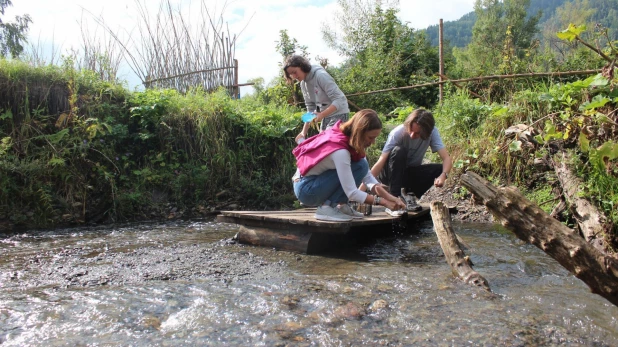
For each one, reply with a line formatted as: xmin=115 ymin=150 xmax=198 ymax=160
xmin=216 ymin=205 xmax=430 ymax=253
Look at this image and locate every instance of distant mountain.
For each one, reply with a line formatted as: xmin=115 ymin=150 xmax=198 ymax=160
xmin=423 ymin=0 xmax=617 ymax=48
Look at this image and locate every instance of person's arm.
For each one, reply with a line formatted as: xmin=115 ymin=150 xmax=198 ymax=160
xmin=371 ymin=152 xmax=389 ymax=178
xmin=358 ymin=152 xmax=389 ymax=192
xmin=367 ymin=180 xmax=405 ymax=210
xmin=333 ymin=152 xmax=404 ymax=210
xmin=314 ymin=70 xmax=348 ymax=122
xmin=433 ymin=148 xmax=452 ymax=188
xmin=315 ymin=104 xmax=338 ymax=122
xmin=297 ymin=81 xmax=315 ymax=142
xmin=296 ymin=122 xmax=312 ymax=143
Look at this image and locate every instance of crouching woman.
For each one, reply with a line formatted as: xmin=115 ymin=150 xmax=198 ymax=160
xmin=292 ymin=109 xmax=406 ymax=221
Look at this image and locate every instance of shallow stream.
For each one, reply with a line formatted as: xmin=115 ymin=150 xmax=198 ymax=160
xmin=1 ymin=219 xmax=617 ymax=346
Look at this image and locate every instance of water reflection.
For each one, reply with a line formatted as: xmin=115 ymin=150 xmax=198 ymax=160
xmin=0 ymin=219 xmax=617 ymax=346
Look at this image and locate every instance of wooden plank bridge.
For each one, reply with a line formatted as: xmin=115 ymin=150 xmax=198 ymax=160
xmin=216 ymin=205 xmax=430 ymax=253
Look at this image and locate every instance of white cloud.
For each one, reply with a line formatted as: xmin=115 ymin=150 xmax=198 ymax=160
xmin=6 ymin=0 xmax=474 ymax=95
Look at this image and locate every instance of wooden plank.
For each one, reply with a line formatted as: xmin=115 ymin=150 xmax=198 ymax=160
xmin=236 ymin=225 xmax=340 ymax=254
xmin=217 ymin=205 xmax=430 ymax=234
xmin=218 ymin=204 xmax=432 ymax=253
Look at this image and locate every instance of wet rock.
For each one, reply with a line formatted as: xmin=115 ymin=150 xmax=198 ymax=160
xmin=281 ymin=295 xmax=300 ymax=308
xmin=368 ymin=299 xmax=389 ymax=312
xmin=376 ymin=284 xmax=393 ymax=292
xmin=141 ymin=315 xmax=162 ymax=330
xmin=333 ymin=302 xmax=366 ymax=320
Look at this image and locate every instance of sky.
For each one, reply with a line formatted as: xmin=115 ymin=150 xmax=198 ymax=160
xmin=6 ymin=0 xmax=476 ymax=96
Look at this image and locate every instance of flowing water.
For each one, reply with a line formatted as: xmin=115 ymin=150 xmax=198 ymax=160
xmin=0 ymin=219 xmax=617 ymax=346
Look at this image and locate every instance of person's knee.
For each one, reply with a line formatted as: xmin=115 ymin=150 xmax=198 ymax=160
xmin=352 ymin=160 xmax=369 ymax=182
xmin=427 ymin=163 xmax=443 ymax=179
xmin=354 ymin=159 xmax=369 ymax=172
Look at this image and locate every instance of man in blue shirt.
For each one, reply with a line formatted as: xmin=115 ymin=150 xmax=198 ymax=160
xmin=369 ymin=109 xmax=452 ymax=208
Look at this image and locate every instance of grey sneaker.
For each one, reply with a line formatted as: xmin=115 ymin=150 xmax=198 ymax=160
xmin=338 ymin=204 xmax=364 ymax=219
xmin=315 ymin=205 xmax=354 ymax=222
xmin=401 ymin=194 xmax=422 ymax=212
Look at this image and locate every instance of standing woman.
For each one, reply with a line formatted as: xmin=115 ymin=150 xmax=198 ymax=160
xmin=284 ymin=55 xmax=350 ymax=143
xmin=293 ymin=109 xmax=406 ymax=221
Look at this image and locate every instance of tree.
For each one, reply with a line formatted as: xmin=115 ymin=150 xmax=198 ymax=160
xmin=261 ymin=30 xmax=309 ymax=106
xmin=321 ymin=0 xmax=399 ymax=59
xmin=0 ymin=0 xmax=31 ymax=58
xmin=322 ymin=0 xmax=440 ymax=112
xmin=453 ymin=0 xmax=541 ymax=77
xmin=541 ymin=0 xmax=595 ymax=57
xmin=275 ymin=29 xmax=308 ymax=62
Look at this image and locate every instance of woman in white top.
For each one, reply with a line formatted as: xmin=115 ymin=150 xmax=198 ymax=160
xmin=292 ymin=109 xmax=405 ymax=221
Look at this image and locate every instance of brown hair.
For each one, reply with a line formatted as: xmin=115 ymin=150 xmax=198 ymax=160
xmin=283 ymin=55 xmax=312 ymax=84
xmin=403 ymin=108 xmax=435 ymax=140
xmin=340 ymin=109 xmax=382 ymax=155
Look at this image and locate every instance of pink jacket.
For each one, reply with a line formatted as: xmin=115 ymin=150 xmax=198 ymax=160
xmin=292 ymin=121 xmax=364 ymax=176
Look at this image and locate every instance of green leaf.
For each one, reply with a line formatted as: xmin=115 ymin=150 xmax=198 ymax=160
xmin=0 ymin=110 xmax=12 ymax=120
xmin=579 ymin=132 xmax=589 ymax=152
xmin=581 ymin=95 xmax=610 ymax=111
xmin=48 ymin=157 xmax=65 ymax=167
xmin=556 ymin=24 xmax=586 ymax=42
xmin=588 ymin=74 xmax=609 ymax=87
xmin=590 ymin=141 xmax=618 ymax=171
xmin=46 ymin=129 xmax=70 ymax=144
xmin=509 ymin=140 xmax=522 ymax=152
xmin=492 ymin=106 xmax=508 ymax=116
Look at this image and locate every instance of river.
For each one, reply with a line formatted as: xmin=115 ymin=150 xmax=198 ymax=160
xmin=1 ymin=218 xmax=617 ymax=346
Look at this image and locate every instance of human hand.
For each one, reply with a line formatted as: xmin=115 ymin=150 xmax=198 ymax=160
xmin=434 ymin=173 xmax=447 ymax=187
xmin=295 ymin=132 xmax=306 ymax=144
xmin=383 ymin=197 xmax=406 ymax=211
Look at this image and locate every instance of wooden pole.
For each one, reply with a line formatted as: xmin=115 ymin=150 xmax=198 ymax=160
xmin=439 ymin=19 xmax=444 ymax=102
xmin=430 ymin=201 xmax=491 ymax=291
xmin=234 ymin=59 xmax=239 ymax=99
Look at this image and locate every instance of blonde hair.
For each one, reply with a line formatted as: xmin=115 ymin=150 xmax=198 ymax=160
xmin=340 ymin=109 xmax=382 ymax=155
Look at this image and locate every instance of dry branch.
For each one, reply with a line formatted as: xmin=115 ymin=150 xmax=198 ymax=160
xmin=430 ymin=201 xmax=491 ymax=292
xmin=88 ymin=0 xmax=239 ymax=94
xmin=461 ymin=171 xmax=618 ymax=307
xmin=553 ymin=152 xmax=611 ymax=253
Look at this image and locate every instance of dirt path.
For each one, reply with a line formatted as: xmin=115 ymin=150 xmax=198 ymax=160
xmin=419 ymin=178 xmax=494 ymax=224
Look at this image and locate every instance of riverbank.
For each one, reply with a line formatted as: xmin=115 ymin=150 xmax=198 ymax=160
xmin=420 ymin=177 xmax=494 ymax=224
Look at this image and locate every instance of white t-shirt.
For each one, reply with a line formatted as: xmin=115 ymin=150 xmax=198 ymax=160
xmin=382 ymin=125 xmax=445 ymax=167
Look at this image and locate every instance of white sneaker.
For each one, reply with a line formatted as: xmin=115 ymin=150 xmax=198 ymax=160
xmin=315 ymin=205 xmax=354 ymax=222
xmin=338 ymin=204 xmax=364 ymax=219
xmin=385 ymin=208 xmax=405 ymax=217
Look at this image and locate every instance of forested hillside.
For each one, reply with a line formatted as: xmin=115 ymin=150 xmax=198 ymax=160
xmin=424 ymin=0 xmax=617 ymax=48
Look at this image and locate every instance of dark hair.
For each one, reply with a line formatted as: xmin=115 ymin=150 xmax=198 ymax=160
xmin=340 ymin=109 xmax=382 ymax=155
xmin=283 ymin=55 xmax=312 ymax=84
xmin=403 ymin=109 xmax=435 ymax=140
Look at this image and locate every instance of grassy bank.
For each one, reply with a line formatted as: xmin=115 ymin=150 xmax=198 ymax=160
xmin=0 ymin=60 xmax=301 ymax=229
xmin=0 ymin=59 xmax=616 ymax=252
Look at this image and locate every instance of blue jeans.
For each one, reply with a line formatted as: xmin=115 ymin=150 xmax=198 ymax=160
xmin=293 ymin=159 xmax=369 ymax=207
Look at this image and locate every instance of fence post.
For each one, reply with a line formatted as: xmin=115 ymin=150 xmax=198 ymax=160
xmin=234 ymin=59 xmax=239 ymax=99
xmin=439 ymin=18 xmax=444 ymax=103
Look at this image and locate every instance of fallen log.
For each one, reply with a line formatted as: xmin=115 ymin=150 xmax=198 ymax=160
xmin=430 ymin=201 xmax=491 ymax=292
xmin=461 ymin=171 xmax=618 ymax=307
xmin=553 ymin=152 xmax=611 ymax=253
